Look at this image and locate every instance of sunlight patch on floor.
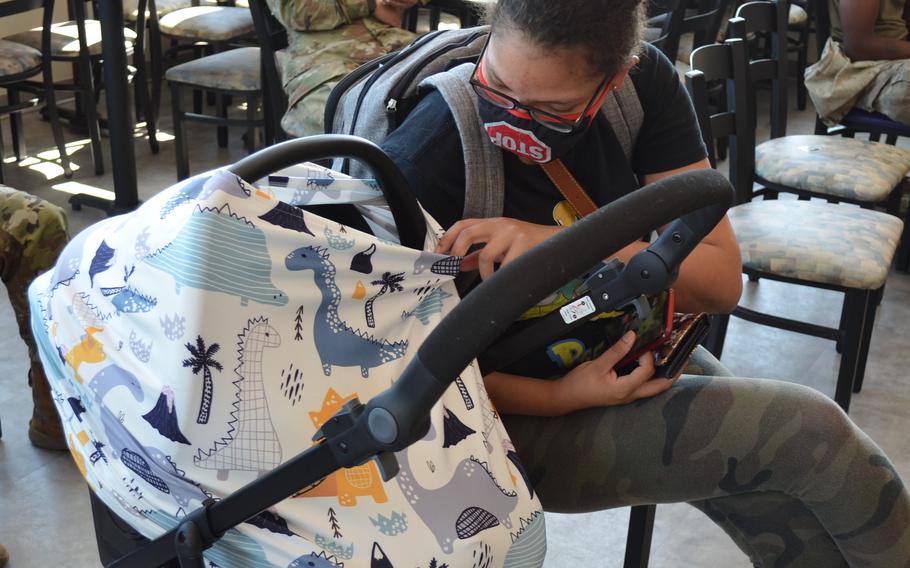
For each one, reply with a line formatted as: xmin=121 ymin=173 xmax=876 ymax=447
xmin=51 ymin=181 xmax=115 ymax=201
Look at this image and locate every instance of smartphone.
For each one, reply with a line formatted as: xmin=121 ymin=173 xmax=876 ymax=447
xmin=653 ymin=313 xmax=711 ymax=379
xmin=615 ymin=289 xmax=675 ymax=372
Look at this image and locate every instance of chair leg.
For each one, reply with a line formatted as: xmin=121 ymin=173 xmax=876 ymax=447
xmin=898 ymin=205 xmax=910 ymax=273
xmin=245 ymin=95 xmax=257 ymax=154
xmin=7 ymin=88 xmax=24 ymax=161
xmin=796 ymin=26 xmax=809 ymax=111
xmin=834 ymin=289 xmax=868 ymax=412
xmin=133 ymin=49 xmax=159 ymax=155
xmin=216 ymin=93 xmax=228 ymax=148
xmin=624 ymin=505 xmax=656 ymax=568
xmin=852 ymin=288 xmax=880 ymax=394
xmin=171 ymin=83 xmax=189 ymax=181
xmin=704 ymin=313 xmax=730 ymax=360
xmin=42 ymin=60 xmax=71 ymax=178
xmin=885 ymin=134 xmax=899 ymax=145
xmin=0 ymin=120 xmax=6 ymax=184
xmin=77 ymin=52 xmax=105 ymax=175
xmin=149 ymin=12 xmax=164 ymax=132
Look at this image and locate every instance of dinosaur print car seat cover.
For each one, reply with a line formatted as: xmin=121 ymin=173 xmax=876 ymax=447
xmin=28 ymin=167 xmax=545 ymax=568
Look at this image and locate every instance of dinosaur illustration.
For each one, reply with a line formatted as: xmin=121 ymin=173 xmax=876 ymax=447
xmin=88 ymin=240 xmax=116 ymax=287
xmin=112 ymin=287 xmax=158 ymax=315
xmin=412 ymin=251 xmax=449 ymax=275
xmin=296 ymin=389 xmax=388 ymax=506
xmin=159 ymin=174 xmax=211 ymax=219
xmin=146 ymin=510 xmax=272 ymax=568
xmin=88 ymin=364 xmax=208 ymax=510
xmin=68 ymin=396 xmax=87 ymax=422
xmin=285 ymin=246 xmax=408 ymax=378
xmin=63 ymin=326 xmax=106 ymax=383
xmin=259 ymin=200 xmax=315 ymax=236
xmin=71 ymin=292 xmax=111 ymax=328
xmin=68 ymin=431 xmax=90 ymax=478
xmin=394 ymin=422 xmax=519 ymax=554
xmin=324 ymin=227 xmax=355 ymax=250
xmin=159 ymin=171 xmax=253 ymax=219
xmin=503 ymin=511 xmax=547 ymax=568
xmin=194 ymin=318 xmax=282 ymax=480
xmin=129 ymin=330 xmax=153 ymax=363
xmin=145 ymin=204 xmax=288 ymax=307
xmin=48 ymin=227 xmax=92 ymax=291
xmin=288 ymin=552 xmax=344 ymax=568
xmin=402 ymin=288 xmax=453 ymax=326
xmin=103 ymin=266 xmax=157 ymax=315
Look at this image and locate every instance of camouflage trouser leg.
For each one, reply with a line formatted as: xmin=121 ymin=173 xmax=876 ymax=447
xmin=0 ymin=185 xmax=69 ymax=448
xmin=503 ymin=376 xmax=910 ymax=567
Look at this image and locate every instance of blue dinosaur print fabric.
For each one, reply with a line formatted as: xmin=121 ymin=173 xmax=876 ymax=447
xmin=28 ymin=166 xmax=545 ymax=567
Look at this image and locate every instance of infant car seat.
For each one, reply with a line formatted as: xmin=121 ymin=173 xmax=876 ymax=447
xmin=28 ymin=135 xmax=732 ymax=568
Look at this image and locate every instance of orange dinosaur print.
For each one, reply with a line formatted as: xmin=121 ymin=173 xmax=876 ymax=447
xmin=64 ymin=326 xmax=105 ymax=384
xmin=296 ymin=388 xmax=388 ymax=507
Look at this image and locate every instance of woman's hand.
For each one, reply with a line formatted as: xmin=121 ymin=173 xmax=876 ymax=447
xmin=436 ymin=218 xmax=562 ymax=279
xmin=373 ymin=0 xmax=418 ymax=27
xmin=555 ymin=332 xmax=676 ymax=413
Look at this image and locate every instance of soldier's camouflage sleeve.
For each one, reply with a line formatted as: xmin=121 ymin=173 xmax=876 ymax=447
xmin=267 ymin=0 xmax=374 ymax=32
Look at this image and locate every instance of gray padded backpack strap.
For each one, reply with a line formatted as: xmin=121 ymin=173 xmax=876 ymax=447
xmin=421 ymin=63 xmax=505 ymax=219
xmin=602 ymin=79 xmax=644 ymax=162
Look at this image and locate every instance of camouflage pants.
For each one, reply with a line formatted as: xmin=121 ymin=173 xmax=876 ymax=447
xmin=0 ymin=186 xmax=68 ymax=439
xmin=504 ymin=376 xmax=910 ymax=567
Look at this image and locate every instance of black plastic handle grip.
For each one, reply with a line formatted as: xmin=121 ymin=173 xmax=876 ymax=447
xmin=366 ymin=168 xmax=734 ymax=448
xmin=229 ymin=134 xmax=427 ymax=250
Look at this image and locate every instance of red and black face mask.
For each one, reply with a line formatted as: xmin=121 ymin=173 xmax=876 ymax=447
xmin=474 ymin=61 xmax=607 ymax=164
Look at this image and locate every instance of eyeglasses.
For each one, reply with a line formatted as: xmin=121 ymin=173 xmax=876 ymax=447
xmin=469 ymin=38 xmax=611 ymax=134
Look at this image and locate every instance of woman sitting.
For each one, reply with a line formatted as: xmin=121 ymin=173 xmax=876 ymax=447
xmin=381 ymin=0 xmax=910 ymax=564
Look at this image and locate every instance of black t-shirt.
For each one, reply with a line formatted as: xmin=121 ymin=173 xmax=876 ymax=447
xmin=382 ymin=42 xmax=708 ymax=230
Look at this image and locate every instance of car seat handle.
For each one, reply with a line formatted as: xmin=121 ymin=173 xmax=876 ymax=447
xmin=229 ymin=134 xmax=427 ymax=250
xmin=366 ymin=168 xmax=734 ymax=450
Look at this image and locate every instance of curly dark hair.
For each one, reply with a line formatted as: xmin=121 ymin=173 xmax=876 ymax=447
xmin=487 ymin=0 xmax=647 ymax=79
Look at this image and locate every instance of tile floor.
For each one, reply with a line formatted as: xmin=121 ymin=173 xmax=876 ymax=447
xmin=0 ymin=82 xmax=908 ymax=568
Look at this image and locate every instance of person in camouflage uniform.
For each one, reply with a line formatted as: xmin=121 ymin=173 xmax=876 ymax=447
xmin=267 ymin=0 xmax=423 ymax=137
xmin=0 ymin=185 xmax=68 ymax=450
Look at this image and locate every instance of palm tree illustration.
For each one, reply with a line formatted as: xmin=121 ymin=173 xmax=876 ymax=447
xmin=365 ymin=271 xmax=405 ymax=328
xmin=182 ymin=335 xmax=223 ymax=424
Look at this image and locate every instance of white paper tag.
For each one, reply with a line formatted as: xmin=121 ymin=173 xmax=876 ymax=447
xmin=559 ymin=296 xmax=596 ymax=324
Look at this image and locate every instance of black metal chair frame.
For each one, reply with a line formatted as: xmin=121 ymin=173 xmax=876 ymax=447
xmin=42 ymin=0 xmax=153 ymax=177
xmin=403 ymin=0 xmax=485 ymax=33
xmin=730 ymin=0 xmax=909 ymax=275
xmin=141 ymin=0 xmax=257 ymax=155
xmin=649 ymin=0 xmax=732 ymax=64
xmin=0 ymin=0 xmax=70 ymax=183
xmin=691 ymin=36 xmax=881 ymax=413
xmin=248 ymin=0 xmax=287 ymax=146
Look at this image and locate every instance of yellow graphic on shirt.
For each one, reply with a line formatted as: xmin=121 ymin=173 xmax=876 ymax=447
xmin=552 ymin=200 xmax=580 ymax=227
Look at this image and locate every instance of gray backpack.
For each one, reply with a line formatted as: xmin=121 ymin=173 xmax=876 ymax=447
xmin=324 ymin=26 xmax=645 ymax=220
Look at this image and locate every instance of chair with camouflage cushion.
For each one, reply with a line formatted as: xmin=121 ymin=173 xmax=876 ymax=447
xmin=728 ymin=0 xmax=910 ymax=234
xmin=689 ymin=37 xmax=904 ymax=413
xmin=0 ymin=0 xmax=70 ymax=182
xmin=166 ymin=45 xmax=263 ymax=180
xmin=4 ymin=0 xmax=151 ymax=175
xmin=139 ymin=0 xmax=256 ymax=158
